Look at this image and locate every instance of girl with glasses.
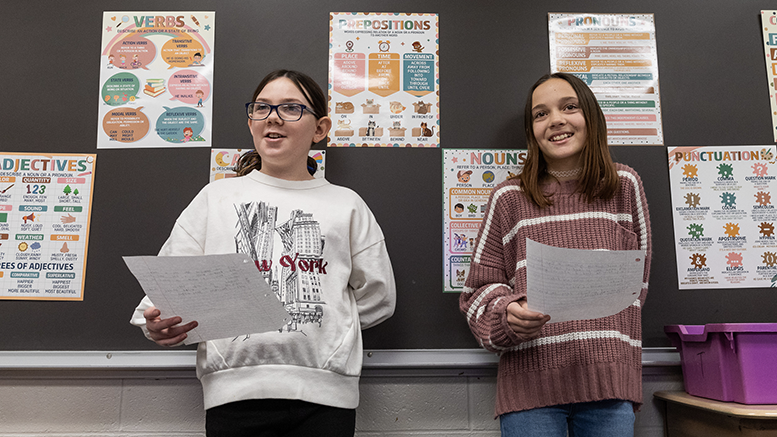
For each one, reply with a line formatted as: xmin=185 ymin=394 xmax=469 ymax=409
xmin=131 ymin=70 xmax=396 ymax=437
xmin=460 ymin=72 xmax=652 ymax=437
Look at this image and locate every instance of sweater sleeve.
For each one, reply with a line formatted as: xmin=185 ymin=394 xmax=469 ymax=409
xmin=349 ymin=240 xmax=396 ymax=330
xmin=346 ymin=195 xmax=397 ymax=330
xmin=628 ymin=169 xmax=652 ymax=306
xmin=459 ymin=186 xmax=525 ymax=352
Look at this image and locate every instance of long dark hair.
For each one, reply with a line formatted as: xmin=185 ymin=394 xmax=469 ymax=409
xmin=516 ymin=72 xmax=618 ymax=208
xmin=235 ymin=70 xmax=327 ymax=176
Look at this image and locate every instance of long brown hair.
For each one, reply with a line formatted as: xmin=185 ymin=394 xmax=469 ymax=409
xmin=235 ymin=70 xmax=327 ymax=177
xmin=516 ymin=72 xmax=618 ymax=208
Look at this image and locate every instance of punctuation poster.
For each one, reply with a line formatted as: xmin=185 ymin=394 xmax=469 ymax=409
xmin=0 ymin=153 xmax=96 ymax=300
xmin=668 ymin=146 xmax=777 ymax=289
xmin=443 ymin=149 xmax=525 ymax=292
xmin=209 ymin=149 xmax=327 ymax=182
xmin=328 ymin=12 xmax=439 ymax=147
xmin=549 ymin=13 xmax=663 ymax=145
xmin=761 ymin=10 xmax=777 ymax=142
xmin=98 ymin=12 xmax=215 ymax=149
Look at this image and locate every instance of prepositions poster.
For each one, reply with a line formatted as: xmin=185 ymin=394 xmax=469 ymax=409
xmin=761 ymin=10 xmax=777 ymax=142
xmin=0 ymin=153 xmax=97 ymax=300
xmin=549 ymin=13 xmax=663 ymax=145
xmin=209 ymin=149 xmax=327 ymax=182
xmin=98 ymin=12 xmax=215 ymax=149
xmin=668 ymin=145 xmax=777 ymax=289
xmin=443 ymin=149 xmax=526 ymax=292
xmin=328 ymin=12 xmax=439 ymax=147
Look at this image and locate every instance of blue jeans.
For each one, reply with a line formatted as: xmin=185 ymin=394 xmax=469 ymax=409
xmin=500 ymin=399 xmax=634 ymax=437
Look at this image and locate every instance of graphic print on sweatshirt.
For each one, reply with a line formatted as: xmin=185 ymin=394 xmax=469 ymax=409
xmin=234 ymin=201 xmax=327 ymax=332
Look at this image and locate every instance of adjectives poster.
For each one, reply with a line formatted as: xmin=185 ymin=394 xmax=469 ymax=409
xmin=669 ymin=146 xmax=777 ymax=289
xmin=209 ymin=149 xmax=327 ymax=182
xmin=329 ymin=12 xmax=439 ymax=147
xmin=549 ymin=13 xmax=663 ymax=145
xmin=98 ymin=12 xmax=215 ymax=149
xmin=443 ymin=149 xmax=525 ymax=292
xmin=0 ymin=153 xmax=96 ymax=300
xmin=761 ymin=11 xmax=777 ymax=142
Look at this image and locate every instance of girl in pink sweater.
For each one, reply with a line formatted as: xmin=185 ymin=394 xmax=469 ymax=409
xmin=460 ymin=72 xmax=651 ymax=437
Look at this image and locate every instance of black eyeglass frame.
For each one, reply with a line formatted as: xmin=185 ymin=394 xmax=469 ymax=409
xmin=245 ymin=102 xmax=317 ymax=121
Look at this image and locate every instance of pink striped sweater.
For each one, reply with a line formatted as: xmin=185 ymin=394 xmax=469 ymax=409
xmin=460 ymin=163 xmax=651 ymax=417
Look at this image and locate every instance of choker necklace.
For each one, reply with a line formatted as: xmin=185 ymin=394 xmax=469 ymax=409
xmin=547 ymin=167 xmax=582 ymax=178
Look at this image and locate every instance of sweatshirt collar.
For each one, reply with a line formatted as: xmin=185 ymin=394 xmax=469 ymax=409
xmin=246 ymin=169 xmax=330 ymax=190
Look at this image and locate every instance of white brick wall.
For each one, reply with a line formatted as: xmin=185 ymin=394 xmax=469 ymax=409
xmin=0 ymin=367 xmax=682 ymax=436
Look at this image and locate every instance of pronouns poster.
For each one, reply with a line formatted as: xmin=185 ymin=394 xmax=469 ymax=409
xmin=761 ymin=11 xmax=777 ymax=142
xmin=549 ymin=13 xmax=663 ymax=145
xmin=98 ymin=12 xmax=215 ymax=149
xmin=209 ymin=149 xmax=327 ymax=182
xmin=328 ymin=12 xmax=439 ymax=147
xmin=0 ymin=153 xmax=96 ymax=300
xmin=443 ymin=149 xmax=525 ymax=292
xmin=668 ymin=146 xmax=777 ymax=289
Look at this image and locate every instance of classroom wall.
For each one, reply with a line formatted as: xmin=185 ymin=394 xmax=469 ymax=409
xmin=0 ymin=367 xmax=683 ymax=436
xmin=4 ymin=0 xmax=777 ymax=352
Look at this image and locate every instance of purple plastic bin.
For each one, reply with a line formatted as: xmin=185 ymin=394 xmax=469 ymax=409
xmin=665 ymin=323 xmax=777 ymax=404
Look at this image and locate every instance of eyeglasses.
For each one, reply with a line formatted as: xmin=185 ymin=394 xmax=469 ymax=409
xmin=245 ymin=102 xmax=316 ymax=121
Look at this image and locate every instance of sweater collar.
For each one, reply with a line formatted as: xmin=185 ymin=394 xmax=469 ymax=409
xmin=246 ymin=170 xmax=329 ymax=190
xmin=540 ymin=178 xmax=579 ymax=195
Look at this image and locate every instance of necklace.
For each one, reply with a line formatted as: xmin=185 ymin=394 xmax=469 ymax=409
xmin=547 ymin=167 xmax=582 ymax=178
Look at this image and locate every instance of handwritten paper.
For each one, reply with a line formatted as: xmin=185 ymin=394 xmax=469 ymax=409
xmin=124 ymin=253 xmax=289 ymax=344
xmin=525 ymin=239 xmax=645 ymax=323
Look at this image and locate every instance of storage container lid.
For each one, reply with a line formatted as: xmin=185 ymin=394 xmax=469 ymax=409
xmin=665 ymin=323 xmax=777 ymax=342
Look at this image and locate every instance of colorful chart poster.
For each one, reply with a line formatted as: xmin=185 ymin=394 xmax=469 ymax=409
xmin=209 ymin=149 xmax=327 ymax=182
xmin=0 ymin=153 xmax=96 ymax=300
xmin=668 ymin=146 xmax=777 ymax=289
xmin=549 ymin=13 xmax=663 ymax=146
xmin=98 ymin=12 xmax=215 ymax=149
xmin=761 ymin=11 xmax=777 ymax=142
xmin=328 ymin=12 xmax=439 ymax=147
xmin=443 ymin=149 xmax=526 ymax=292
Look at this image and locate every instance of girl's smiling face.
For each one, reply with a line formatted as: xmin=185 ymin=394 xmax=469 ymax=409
xmin=531 ymin=78 xmax=587 ymax=171
xmin=247 ymin=77 xmax=330 ymax=180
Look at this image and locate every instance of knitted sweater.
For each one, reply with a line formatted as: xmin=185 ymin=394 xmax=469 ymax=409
xmin=459 ymin=163 xmax=651 ymax=417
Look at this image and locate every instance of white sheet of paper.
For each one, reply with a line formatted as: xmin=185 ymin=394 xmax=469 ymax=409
xmin=124 ymin=253 xmax=289 ymax=344
xmin=525 ymin=239 xmax=645 ymax=323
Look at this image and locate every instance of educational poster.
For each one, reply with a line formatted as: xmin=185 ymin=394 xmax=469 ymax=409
xmin=549 ymin=13 xmax=663 ymax=146
xmin=209 ymin=149 xmax=327 ymax=182
xmin=0 ymin=153 xmax=97 ymax=300
xmin=668 ymin=145 xmax=777 ymax=289
xmin=761 ymin=11 xmax=777 ymax=142
xmin=443 ymin=149 xmax=526 ymax=293
xmin=98 ymin=12 xmax=215 ymax=149
xmin=328 ymin=12 xmax=439 ymax=147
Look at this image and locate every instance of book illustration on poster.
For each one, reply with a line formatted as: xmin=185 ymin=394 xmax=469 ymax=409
xmin=143 ymin=79 xmax=166 ymax=97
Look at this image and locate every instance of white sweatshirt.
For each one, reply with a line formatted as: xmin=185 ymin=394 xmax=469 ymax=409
xmin=131 ymin=170 xmax=396 ymax=409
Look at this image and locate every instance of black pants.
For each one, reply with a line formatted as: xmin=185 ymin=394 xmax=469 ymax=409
xmin=206 ymin=399 xmax=356 ymax=437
